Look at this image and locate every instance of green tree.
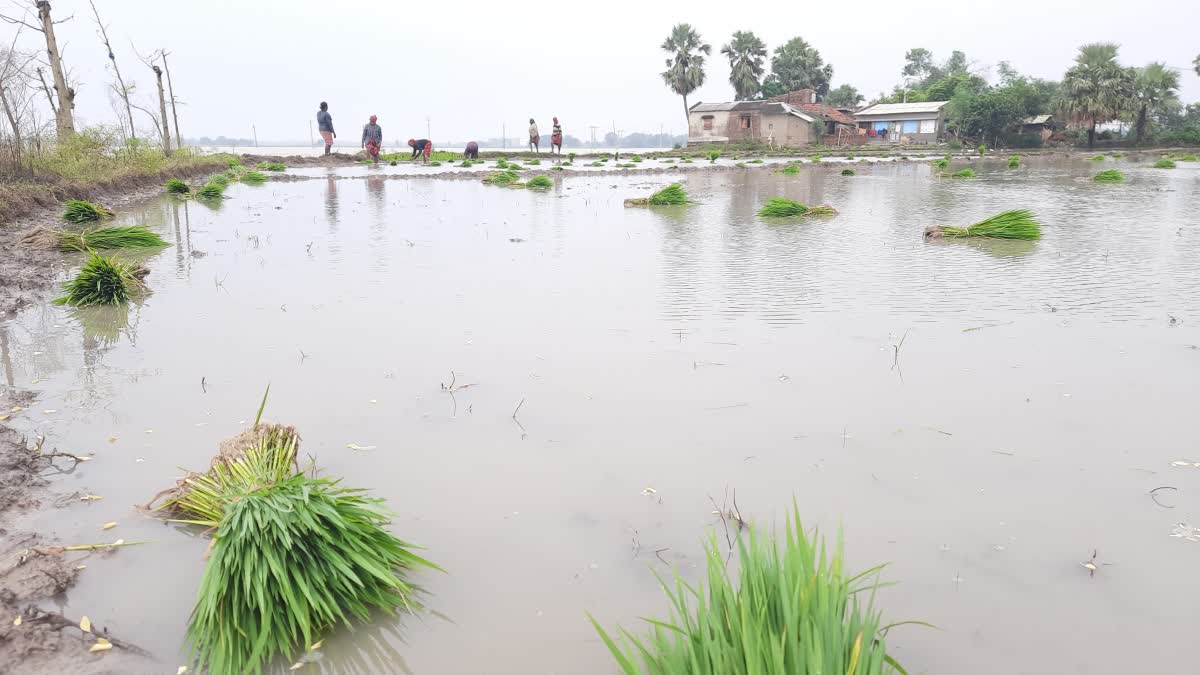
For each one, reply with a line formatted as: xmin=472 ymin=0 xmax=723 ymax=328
xmin=825 ymin=84 xmax=863 ymax=108
xmin=660 ymin=24 xmax=711 ymax=128
xmin=943 ymin=50 xmax=969 ymax=76
xmin=902 ymin=48 xmax=934 ymax=79
xmin=720 ymin=31 xmax=766 ymax=101
xmin=764 ymin=37 xmax=833 ymax=97
xmin=1131 ymin=62 xmax=1181 ymax=145
xmin=1061 ymin=43 xmax=1134 ymax=149
xmin=948 ymin=87 xmax=1025 ymax=145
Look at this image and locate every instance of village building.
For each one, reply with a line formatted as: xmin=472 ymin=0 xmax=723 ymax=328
xmin=687 ymin=89 xmax=857 ymax=148
xmin=853 ymin=101 xmax=949 ymax=144
xmin=1020 ymin=114 xmax=1054 ymax=143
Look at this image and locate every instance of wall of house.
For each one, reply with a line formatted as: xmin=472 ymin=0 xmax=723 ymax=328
xmin=689 ymin=110 xmax=814 ymax=146
xmin=855 ymin=111 xmax=944 ymax=143
xmin=689 ymin=110 xmax=733 ymax=141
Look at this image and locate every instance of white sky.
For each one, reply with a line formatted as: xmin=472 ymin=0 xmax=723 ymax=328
xmin=8 ymin=0 xmax=1200 ymax=143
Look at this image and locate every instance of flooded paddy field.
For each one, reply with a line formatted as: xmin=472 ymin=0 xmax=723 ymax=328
xmin=3 ymin=155 xmax=1199 ymax=674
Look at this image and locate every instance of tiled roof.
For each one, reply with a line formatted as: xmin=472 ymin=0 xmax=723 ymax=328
xmin=797 ymin=103 xmax=856 ymax=125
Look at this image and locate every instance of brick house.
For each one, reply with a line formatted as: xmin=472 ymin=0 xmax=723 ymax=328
xmin=687 ymin=89 xmax=858 ymax=148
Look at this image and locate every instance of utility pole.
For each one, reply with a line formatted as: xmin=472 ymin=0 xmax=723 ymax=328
xmin=426 ymin=115 xmax=431 ymax=142
xmin=659 ymin=123 xmax=664 ymax=148
xmin=588 ymin=126 xmax=599 ymax=150
xmin=252 ymin=124 xmax=258 ymax=148
xmin=308 ymin=120 xmax=314 ymax=147
xmin=502 ymin=122 xmax=506 ymax=150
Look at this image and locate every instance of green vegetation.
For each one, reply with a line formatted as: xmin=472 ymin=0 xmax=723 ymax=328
xmin=165 ymin=178 xmax=190 ymax=194
xmin=257 ymin=161 xmax=287 ymax=171
xmin=660 ymin=159 xmax=676 ymax=164
xmin=241 ymin=171 xmax=267 ymax=185
xmin=56 ymin=225 xmax=167 ymax=251
xmin=950 ymin=168 xmax=977 ymax=178
xmin=589 ymin=161 xmax=605 ymax=167
xmin=1093 ymin=169 xmax=1125 ymax=183
xmin=1168 ymin=153 xmax=1198 ymax=161
xmin=1152 ymin=159 xmax=1177 ymax=169
xmin=208 ymin=173 xmax=230 ymax=188
xmin=550 ymin=166 xmax=564 ymax=171
xmin=931 ymin=158 xmax=949 ymax=170
xmin=1008 ymin=155 xmax=1021 ymax=168
xmin=707 ymin=150 xmax=721 ymax=162
xmin=616 ymin=163 xmax=637 ymax=168
xmin=735 ymin=162 xmax=747 ymax=168
xmin=496 ymin=159 xmax=510 ymax=168
xmin=680 ymin=158 xmax=694 ymax=163
xmin=485 ymin=170 xmax=521 ymax=186
xmin=722 ymin=31 xmax=767 ymax=100
xmin=590 ymin=505 xmax=906 ymax=675
xmin=568 ymin=152 xmax=577 ymax=161
xmin=196 ymin=181 xmax=225 ymax=199
xmin=777 ymin=165 xmax=801 ymax=175
xmin=1087 ymin=154 xmax=1107 ymax=161
xmin=631 ymin=155 xmax=643 ymax=163
xmin=53 ymin=252 xmax=144 ymax=307
xmin=429 ymin=161 xmax=443 ymax=167
xmin=625 ymin=183 xmax=691 ymax=207
xmin=927 ymin=209 xmax=1041 ymax=240
xmin=526 ymin=158 xmax=541 ymax=165
xmin=526 ymin=175 xmax=553 ymax=190
xmin=840 ymin=168 xmax=855 ymax=176
xmin=757 ymin=198 xmax=836 ymax=217
xmin=63 ymin=199 xmax=113 ymax=224
xmin=977 ymin=144 xmax=987 ymax=157
xmin=747 ymin=158 xmax=763 ymax=164
xmin=810 ymin=155 xmax=822 ymax=163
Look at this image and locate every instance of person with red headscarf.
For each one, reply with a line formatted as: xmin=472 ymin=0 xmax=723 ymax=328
xmin=361 ymin=115 xmax=382 ymax=164
xmin=551 ymin=117 xmax=563 ymax=155
xmin=408 ymin=138 xmax=433 ymax=163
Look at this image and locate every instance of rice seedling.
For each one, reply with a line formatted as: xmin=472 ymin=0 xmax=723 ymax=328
xmin=944 ymin=153 xmax=952 ymax=160
xmin=589 ymin=504 xmax=911 ymax=675
xmin=624 ymin=183 xmax=690 ymax=207
xmin=221 ymin=155 xmax=242 ymax=168
xmin=977 ymin=144 xmax=987 ymax=157
xmin=568 ymin=152 xmax=577 ymax=161
xmin=62 ymin=199 xmax=113 ymax=224
xmin=208 ymin=173 xmax=230 ymax=188
xmin=257 ymin=161 xmax=287 ymax=171
xmin=1093 ymin=169 xmax=1125 ymax=183
xmin=660 ymin=159 xmax=675 ymax=164
xmin=429 ymin=161 xmax=442 ymax=166
xmin=1008 ymin=155 xmax=1021 ymax=168
xmin=1152 ymin=159 xmax=1176 ymax=169
xmin=680 ymin=158 xmax=694 ymax=164
xmin=1087 ymin=154 xmax=1107 ymax=162
xmin=777 ymin=165 xmax=801 ymax=175
xmin=841 ymin=168 xmax=855 ymax=176
xmin=241 ymin=171 xmax=267 ymax=184
xmin=931 ymin=158 xmax=949 ymax=170
xmin=195 ymin=181 xmax=225 ymax=199
xmin=748 ymin=158 xmax=763 ymax=164
xmin=616 ymin=163 xmax=637 ymax=168
xmin=757 ymin=198 xmax=836 ymax=218
xmin=56 ymin=225 xmax=168 ymax=251
xmin=950 ymin=168 xmax=976 ymax=178
xmin=526 ymin=158 xmax=541 ymax=165
xmin=526 ymin=175 xmax=553 ymax=190
xmin=390 ymin=160 xmax=399 ymax=166
xmin=589 ymin=161 xmax=604 ymax=167
xmin=1168 ymin=153 xmax=1197 ymax=161
xmin=550 ymin=166 xmax=564 ymax=171
xmin=631 ymin=155 xmax=643 ymax=163
xmin=707 ymin=150 xmax=721 ymax=163
xmin=735 ymin=162 xmax=747 ymax=168
xmin=507 ymin=162 xmax=523 ymax=169
xmin=496 ymin=159 xmax=510 ymax=168
xmin=53 ymin=251 xmax=145 ymax=307
xmin=484 ymin=170 xmax=521 ymax=186
xmin=810 ymin=155 xmax=822 ymax=163
xmin=165 ymin=178 xmax=190 ymax=195
xmin=925 ymin=209 xmax=1041 ymax=241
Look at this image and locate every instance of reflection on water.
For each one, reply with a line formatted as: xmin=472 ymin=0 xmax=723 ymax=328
xmin=2 ymin=157 xmax=1199 ymax=675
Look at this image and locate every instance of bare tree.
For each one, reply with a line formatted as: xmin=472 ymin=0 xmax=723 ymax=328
xmin=161 ymin=50 xmax=181 ymax=147
xmin=88 ymin=0 xmax=134 ymax=141
xmin=132 ymin=44 xmax=171 ymax=154
xmin=0 ymin=1 xmax=76 ymax=138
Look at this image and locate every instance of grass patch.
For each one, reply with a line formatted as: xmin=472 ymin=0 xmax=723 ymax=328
xmin=625 ymin=183 xmax=690 ymax=207
xmin=1167 ymin=153 xmax=1197 ymax=161
xmin=590 ymin=505 xmax=909 ymax=675
xmin=241 ymin=171 xmax=267 ymax=185
xmin=777 ymin=165 xmax=801 ymax=175
xmin=1008 ymin=155 xmax=1020 ymax=168
xmin=53 ymin=251 xmax=145 ymax=307
xmin=1093 ymin=169 xmax=1125 ymax=183
xmin=747 ymin=159 xmax=763 ymax=164
xmin=165 ymin=178 xmax=190 ymax=195
xmin=736 ymin=162 xmax=747 ymax=168
xmin=950 ymin=168 xmax=977 ymax=178
xmin=526 ymin=175 xmax=553 ymax=190
xmin=810 ymin=155 xmax=822 ymax=163
xmin=196 ymin=181 xmax=225 ymax=199
xmin=840 ymin=168 xmax=855 ymax=176
xmin=484 ymin=170 xmax=521 ymax=186
xmin=56 ymin=225 xmax=167 ymax=251
xmin=526 ymin=158 xmax=541 ymax=165
xmin=926 ymin=209 xmax=1041 ymax=240
xmin=256 ymin=161 xmax=286 ymax=171
xmin=62 ymin=199 xmax=113 ymax=224
xmin=757 ymin=198 xmax=836 ymax=218
xmin=1087 ymin=154 xmax=1107 ymax=162
xmin=208 ymin=173 xmax=230 ymax=188
xmin=1152 ymin=159 xmax=1176 ymax=169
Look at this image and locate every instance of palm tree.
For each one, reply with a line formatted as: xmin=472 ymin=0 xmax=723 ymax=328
xmin=721 ymin=31 xmax=766 ymax=101
xmin=1131 ymin=63 xmax=1181 ymax=145
xmin=661 ymin=24 xmax=711 ymax=127
xmin=1061 ymin=43 xmax=1134 ymax=150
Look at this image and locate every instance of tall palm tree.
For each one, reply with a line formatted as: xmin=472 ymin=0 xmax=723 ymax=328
xmin=1131 ymin=62 xmax=1181 ymax=145
xmin=721 ymin=31 xmax=766 ymax=101
xmin=661 ymin=24 xmax=711 ymax=128
xmin=1061 ymin=43 xmax=1134 ymax=150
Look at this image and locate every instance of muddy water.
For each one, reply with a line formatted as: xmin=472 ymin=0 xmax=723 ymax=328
xmin=3 ymin=155 xmax=1199 ymax=674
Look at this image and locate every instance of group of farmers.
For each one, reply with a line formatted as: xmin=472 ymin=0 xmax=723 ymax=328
xmin=315 ymin=102 xmax=564 ymax=165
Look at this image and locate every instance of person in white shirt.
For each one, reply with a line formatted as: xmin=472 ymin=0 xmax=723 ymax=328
xmin=528 ymin=118 xmax=540 ymax=153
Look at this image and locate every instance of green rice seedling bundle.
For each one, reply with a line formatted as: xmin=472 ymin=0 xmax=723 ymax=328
xmin=390 ymin=160 xmax=399 ymax=166
xmin=256 ymin=161 xmax=286 ymax=171
xmin=526 ymin=158 xmax=541 ymax=165
xmin=845 ymin=154 xmax=855 ymax=160
xmin=757 ymin=198 xmax=836 ymax=218
xmin=810 ymin=155 xmax=822 ymax=163
xmin=56 ymin=225 xmax=167 ymax=251
xmin=631 ymin=155 xmax=643 ymax=163
xmin=680 ymin=158 xmax=694 ymax=163
xmin=186 ymin=472 xmax=437 ymax=675
xmin=624 ymin=183 xmax=690 ymax=207
xmin=241 ymin=171 xmax=267 ymax=184
xmin=526 ymin=175 xmax=553 ymax=190
xmin=748 ymin=158 xmax=763 ymax=164
xmin=977 ymin=144 xmax=987 ymax=157
xmin=944 ymin=153 xmax=952 ymax=160
xmin=1087 ymin=154 xmax=1106 ymax=162
xmin=1168 ymin=153 xmax=1197 ymax=162
xmin=507 ymin=162 xmax=522 ymax=169
xmin=777 ymin=164 xmax=801 ymax=175
xmin=735 ymin=162 xmax=747 ymax=168
xmin=925 ymin=209 xmax=1040 ymax=241
xmin=1008 ymin=155 xmax=1020 ymax=168
xmin=53 ymin=252 xmax=145 ymax=307
xmin=568 ymin=152 xmax=577 ymax=161
xmin=931 ymin=158 xmax=949 ymax=170
xmin=208 ymin=173 xmax=230 ymax=188
xmin=484 ymin=170 xmax=521 ymax=186
xmin=429 ymin=161 xmax=442 ymax=167
xmin=196 ymin=181 xmax=225 ymax=199
xmin=950 ymin=168 xmax=976 ymax=178
xmin=62 ymin=199 xmax=113 ymax=224
xmin=1093 ymin=169 xmax=1125 ymax=183
xmin=841 ymin=168 xmax=855 ymax=176
xmin=1152 ymin=159 xmax=1176 ymax=169
xmin=550 ymin=166 xmax=564 ymax=171
xmin=496 ymin=159 xmax=509 ymax=168
xmin=224 ymin=164 xmax=249 ymax=180
xmin=660 ymin=159 xmax=675 ymax=164
xmin=165 ymin=178 xmax=191 ymax=195
xmin=221 ymin=155 xmax=242 ymax=168
xmin=590 ymin=504 xmax=909 ymax=675
xmin=707 ymin=150 xmax=721 ymax=162
xmin=616 ymin=163 xmax=637 ymax=168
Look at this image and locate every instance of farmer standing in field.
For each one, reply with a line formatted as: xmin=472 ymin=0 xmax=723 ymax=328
xmin=361 ymin=115 xmax=383 ymax=164
xmin=528 ymin=118 xmax=540 ymax=153
xmin=550 ymin=117 xmax=563 ymax=155
xmin=408 ymin=138 xmax=433 ymax=163
xmin=317 ymin=102 xmax=335 ymax=155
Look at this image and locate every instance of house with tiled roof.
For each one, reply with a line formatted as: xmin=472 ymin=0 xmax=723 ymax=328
xmin=686 ymin=89 xmax=859 ymax=148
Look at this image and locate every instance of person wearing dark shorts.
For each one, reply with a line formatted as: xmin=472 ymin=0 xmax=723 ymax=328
xmin=464 ymin=141 xmax=479 ymax=160
xmin=408 ymin=138 xmax=433 ymax=163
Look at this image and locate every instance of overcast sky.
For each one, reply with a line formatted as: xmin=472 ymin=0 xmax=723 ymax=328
xmin=8 ymin=0 xmax=1199 ymax=143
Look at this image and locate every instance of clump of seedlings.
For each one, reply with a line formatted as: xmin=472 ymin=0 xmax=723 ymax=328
xmin=977 ymin=144 xmax=987 ymax=157
xmin=165 ymin=178 xmax=191 ymax=195
xmin=590 ymin=504 xmax=909 ymax=675
xmin=1008 ymin=155 xmax=1021 ymax=168
xmin=757 ymin=198 xmax=836 ymax=218
xmin=736 ymin=162 xmax=747 ymax=168
xmin=257 ymin=161 xmax=287 ymax=171
xmin=840 ymin=168 xmax=855 ymax=176
xmin=526 ymin=158 xmax=541 ymax=165
xmin=707 ymin=150 xmax=721 ymax=163
xmin=631 ymin=155 xmax=643 ymax=163
xmin=949 ymin=168 xmax=977 ymax=178
xmin=1152 ymin=159 xmax=1176 ymax=169
xmin=241 ymin=171 xmax=267 ymax=184
xmin=624 ymin=183 xmax=690 ymax=207
xmin=680 ymin=158 xmax=694 ymax=163
xmin=526 ymin=175 xmax=553 ymax=190
xmin=924 ymin=208 xmax=1041 ymax=241
xmin=589 ymin=161 xmax=605 ymax=167
xmin=1168 ymin=153 xmax=1197 ymax=161
xmin=1087 ymin=154 xmax=1107 ymax=162
xmin=484 ymin=170 xmax=521 ymax=186
xmin=568 ymin=152 xmax=577 ymax=162
xmin=56 ymin=225 xmax=167 ymax=251
xmin=1093 ymin=169 xmax=1125 ymax=183
xmin=208 ymin=173 xmax=230 ymax=188
xmin=63 ymin=199 xmax=113 ymax=224
xmin=661 ymin=158 xmax=676 ymax=164
xmin=810 ymin=155 xmax=822 ymax=163
xmin=196 ymin=181 xmax=225 ymax=199
xmin=550 ymin=166 xmax=564 ymax=171
xmin=931 ymin=159 xmax=949 ymax=170
xmin=776 ymin=165 xmax=801 ymax=175
xmin=747 ymin=158 xmax=763 ymax=164
xmin=53 ymin=251 xmax=146 ymax=307
xmin=616 ymin=163 xmax=637 ymax=168
xmin=429 ymin=161 xmax=442 ymax=166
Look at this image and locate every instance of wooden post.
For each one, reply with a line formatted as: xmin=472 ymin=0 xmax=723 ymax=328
xmin=151 ymin=63 xmax=171 ymax=154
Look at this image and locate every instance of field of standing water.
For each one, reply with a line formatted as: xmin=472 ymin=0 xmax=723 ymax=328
xmin=3 ymin=154 xmax=1199 ymax=674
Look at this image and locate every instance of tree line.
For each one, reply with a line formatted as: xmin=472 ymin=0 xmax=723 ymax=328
xmin=659 ymin=24 xmax=1200 ymax=149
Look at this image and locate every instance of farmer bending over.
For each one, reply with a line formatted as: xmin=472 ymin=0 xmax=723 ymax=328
xmin=464 ymin=141 xmax=479 ymax=160
xmin=361 ymin=115 xmax=382 ymax=164
xmin=409 ymin=138 xmax=433 ymax=163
